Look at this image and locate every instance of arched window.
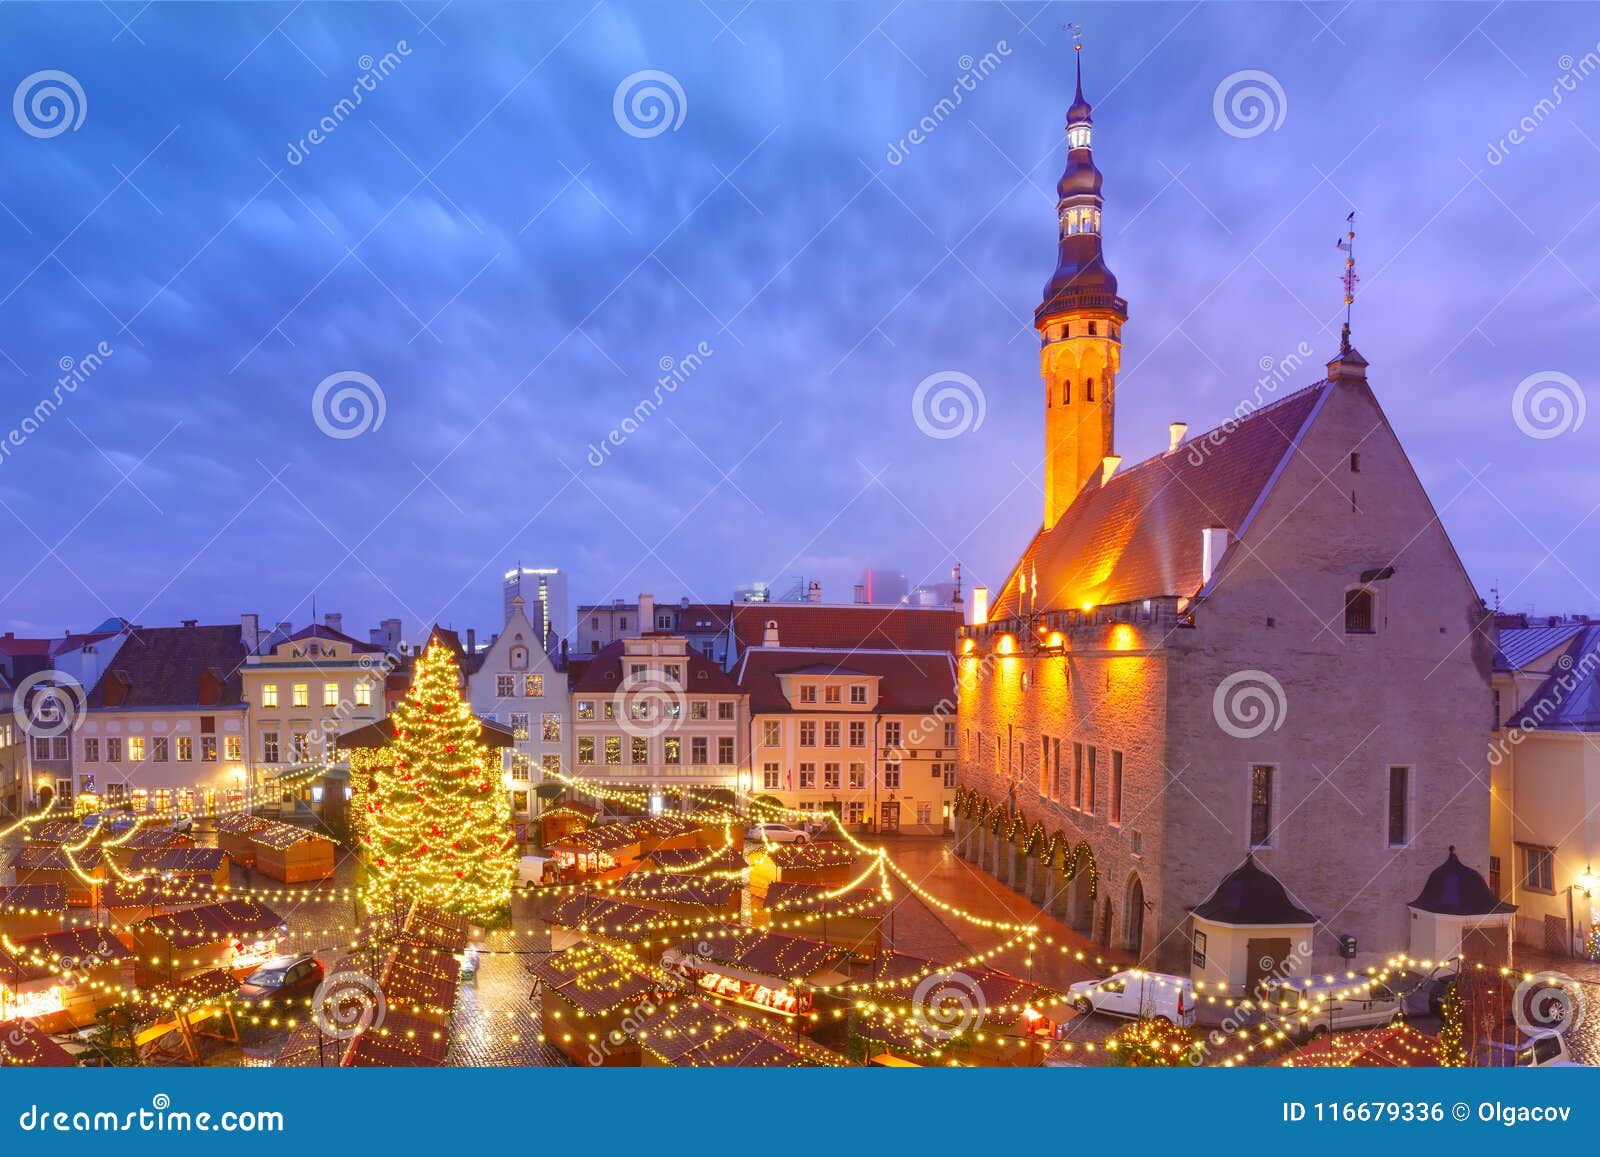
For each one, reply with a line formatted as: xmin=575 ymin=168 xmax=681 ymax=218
xmin=1085 ymin=378 xmax=1095 ymax=402
xmin=1345 ymin=588 xmax=1376 ymax=634
xmin=1061 ymin=383 xmax=1070 ymax=405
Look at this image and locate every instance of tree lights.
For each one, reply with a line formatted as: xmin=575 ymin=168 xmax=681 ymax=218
xmin=358 ymin=641 xmax=515 ymax=920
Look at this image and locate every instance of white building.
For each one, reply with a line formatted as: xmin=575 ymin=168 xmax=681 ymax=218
xmin=467 ymin=596 xmax=569 ymax=820
xmin=503 ymin=566 xmax=566 ymax=645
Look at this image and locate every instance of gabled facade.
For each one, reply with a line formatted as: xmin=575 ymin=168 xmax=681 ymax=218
xmin=467 ymin=595 xmax=569 ymax=820
xmin=955 ymin=62 xmax=1493 ymax=988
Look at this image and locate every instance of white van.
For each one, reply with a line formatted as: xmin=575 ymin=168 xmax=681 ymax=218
xmin=1262 ymin=976 xmax=1405 ymax=1038
xmin=1066 ymin=970 xmax=1196 ymax=1026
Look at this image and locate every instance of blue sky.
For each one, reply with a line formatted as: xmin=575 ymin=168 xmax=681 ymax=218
xmin=0 ymin=1 xmax=1596 ymax=639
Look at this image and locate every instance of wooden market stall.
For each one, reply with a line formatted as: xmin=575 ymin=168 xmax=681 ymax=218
xmin=660 ymin=926 xmax=850 ymax=1024
xmin=379 ymin=945 xmax=461 ymax=1027
xmin=537 ymin=800 xmax=599 ymax=849
xmin=529 ymin=943 xmax=660 ymax=1067
xmin=0 ymin=927 xmax=136 ymax=1032
xmin=0 ymin=884 xmax=68 ymax=941
xmin=103 ymin=824 xmax=194 ymax=872
xmin=125 ymin=968 xmax=242 ymax=1065
xmin=128 ymin=900 xmax=284 ymax=984
xmin=215 ymin=813 xmax=272 ymax=865
xmin=746 ymin=841 xmax=864 ymax=902
xmin=9 ymin=844 xmax=105 ymax=908
xmin=756 ymin=881 xmax=887 ymax=957
xmin=548 ymin=823 xmax=649 ymax=880
xmin=621 ymin=873 xmax=743 ymax=920
xmin=546 ymin=894 xmax=671 ymax=961
xmin=129 ymin=847 xmax=231 ymax=894
xmin=638 ymin=844 xmax=749 ymax=876
xmin=102 ymin=878 xmax=219 ymax=933
xmin=0 ymin=1017 xmax=80 ymax=1067
xmin=248 ymin=823 xmax=336 ymax=883
xmin=633 ymin=998 xmax=816 ymax=1068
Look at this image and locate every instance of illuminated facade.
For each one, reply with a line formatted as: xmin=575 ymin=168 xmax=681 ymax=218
xmin=955 ymin=59 xmax=1494 ymax=989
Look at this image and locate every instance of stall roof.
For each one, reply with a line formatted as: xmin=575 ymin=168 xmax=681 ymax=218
xmin=0 ymin=1019 xmax=79 ymax=1066
xmin=529 ymin=944 xmax=655 ymax=1015
xmin=632 ymin=1000 xmax=737 ymax=1064
xmin=11 ymin=844 xmax=104 ymax=872
xmin=248 ymin=823 xmax=331 ymax=852
xmin=113 ymin=826 xmax=191 ymax=853
xmin=640 ymin=846 xmax=749 ymax=874
xmin=135 ymin=900 xmax=283 ymax=943
xmin=546 ymin=895 xmax=662 ymax=944
xmin=343 ymin=1009 xmax=451 ymax=1068
xmin=0 ymin=883 xmax=69 ymax=915
xmin=103 ymin=877 xmax=220 ymax=909
xmin=128 ymin=969 xmax=241 ymax=1022
xmin=0 ymin=927 xmax=133 ymax=983
xmin=130 ymin=847 xmax=229 ymax=874
xmin=381 ymin=947 xmax=461 ymax=1017
xmin=758 ymin=842 xmax=862 ymax=870
xmin=26 ymin=820 xmax=89 ymax=844
xmin=552 ymin=824 xmax=647 ymax=854
xmin=400 ymin=902 xmax=471 ymax=954
xmin=215 ymin=813 xmax=272 ymax=836
xmin=1281 ymin=1023 xmax=1441 ymax=1068
xmin=624 ymin=874 xmax=742 ymax=910
xmin=679 ymin=925 xmax=849 ymax=982
xmin=763 ymin=881 xmax=887 ymax=920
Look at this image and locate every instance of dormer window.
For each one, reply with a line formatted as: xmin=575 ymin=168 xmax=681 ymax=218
xmin=799 ymin=685 xmax=818 ymax=704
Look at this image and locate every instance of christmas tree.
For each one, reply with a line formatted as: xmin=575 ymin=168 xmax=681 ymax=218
xmin=361 ymin=639 xmax=514 ymax=918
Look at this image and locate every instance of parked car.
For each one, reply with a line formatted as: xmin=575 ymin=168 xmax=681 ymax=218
xmin=518 ymin=855 xmax=557 ymax=886
xmin=1482 ymin=1034 xmax=1582 ymax=1067
xmin=1066 ymin=970 xmax=1196 ymax=1025
xmin=1261 ymin=976 xmax=1405 ymax=1038
xmin=238 ymin=955 xmax=325 ymax=1005
xmin=748 ymin=822 xmax=810 ymax=845
xmin=171 ymin=813 xmax=195 ymax=835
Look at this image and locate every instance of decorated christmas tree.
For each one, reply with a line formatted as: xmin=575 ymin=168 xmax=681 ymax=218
xmin=360 ymin=639 xmax=514 ymax=918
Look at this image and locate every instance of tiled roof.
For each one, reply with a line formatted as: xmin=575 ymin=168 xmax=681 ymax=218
xmin=342 ymin=1009 xmax=450 ymax=1067
xmin=1495 ymin=624 xmax=1586 ymax=672
xmin=681 ymin=925 xmax=847 ymax=980
xmin=993 ymin=381 xmax=1331 ymax=617
xmin=11 ymin=844 xmax=104 ymax=872
xmin=278 ymin=623 xmax=387 ymax=654
xmin=762 ymin=881 xmax=886 ymax=919
xmin=1504 ymin=625 xmax=1600 ymax=732
xmin=546 ymin=895 xmax=660 ymax=943
xmin=0 ymin=1018 xmax=79 ymax=1066
xmin=730 ymin=603 xmax=961 ymax=655
xmin=0 ymin=927 xmax=132 ymax=982
xmin=735 ymin=646 xmax=957 ymax=713
xmin=130 ymin=847 xmax=228 ymax=874
xmin=248 ymin=822 xmax=330 ymax=851
xmin=529 ymin=945 xmax=655 ymax=1015
xmin=623 ymin=873 xmax=741 ymax=909
xmin=641 ymin=846 xmax=749 ymax=874
xmin=570 ymin=640 xmax=739 ymax=694
xmin=676 ymin=603 xmax=734 ymax=634
xmin=85 ymin=624 xmax=247 ymax=708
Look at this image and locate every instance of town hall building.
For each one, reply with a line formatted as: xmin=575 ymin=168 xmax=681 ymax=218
xmin=954 ymin=53 xmax=1497 ymax=992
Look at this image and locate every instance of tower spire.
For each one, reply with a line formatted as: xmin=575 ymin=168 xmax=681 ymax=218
xmin=1037 ymin=32 xmax=1129 ymax=530
xmin=1337 ymin=211 xmax=1357 ymax=353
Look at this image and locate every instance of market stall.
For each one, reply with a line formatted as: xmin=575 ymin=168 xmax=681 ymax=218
xmin=529 ymin=943 xmax=660 ymax=1067
xmin=660 ymin=927 xmax=850 ymax=1023
xmin=248 ymin=823 xmax=336 ymax=883
xmin=548 ymin=823 xmax=648 ymax=880
xmin=124 ymin=968 xmax=242 ymax=1065
xmin=746 ymin=841 xmax=863 ymax=902
xmin=129 ymin=847 xmax=231 ymax=894
xmin=128 ymin=900 xmax=285 ymax=983
xmin=546 ymin=894 xmax=669 ymax=960
xmin=0 ymin=927 xmax=136 ymax=1032
xmin=0 ymin=1017 xmax=80 ymax=1067
xmin=104 ymin=824 xmax=194 ymax=872
xmin=8 ymin=845 xmax=105 ymax=909
xmin=622 ymin=873 xmax=743 ymax=920
xmin=215 ymin=814 xmax=272 ymax=865
xmin=756 ymin=881 xmax=887 ymax=957
xmin=0 ymin=884 xmax=68 ymax=940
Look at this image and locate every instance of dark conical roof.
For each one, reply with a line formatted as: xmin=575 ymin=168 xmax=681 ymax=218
xmin=1409 ymin=847 xmax=1516 ymax=916
xmin=1192 ymin=855 xmax=1315 ymax=926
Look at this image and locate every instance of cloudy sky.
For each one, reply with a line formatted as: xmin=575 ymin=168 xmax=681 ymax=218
xmin=0 ymin=1 xmax=1595 ymax=640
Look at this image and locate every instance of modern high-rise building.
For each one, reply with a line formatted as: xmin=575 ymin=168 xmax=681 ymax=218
xmin=503 ymin=566 xmax=567 ymax=645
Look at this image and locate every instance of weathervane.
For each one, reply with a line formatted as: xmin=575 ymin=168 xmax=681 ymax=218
xmin=1336 ymin=211 xmax=1358 ymax=353
xmin=1063 ymin=22 xmax=1084 ymax=51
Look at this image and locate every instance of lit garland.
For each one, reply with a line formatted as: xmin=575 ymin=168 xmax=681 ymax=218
xmin=357 ymin=641 xmax=515 ymax=919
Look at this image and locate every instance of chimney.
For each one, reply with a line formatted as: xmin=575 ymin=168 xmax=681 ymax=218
xmin=181 ymin=619 xmax=197 ymax=628
xmin=763 ymin=620 xmax=780 ymax=648
xmin=324 ymin=612 xmax=343 ymax=635
xmin=1168 ymin=422 xmax=1188 ymax=453
xmin=466 ymin=627 xmax=477 ymax=654
xmin=639 ymin=593 xmax=655 ymax=633
xmin=1101 ymin=455 xmax=1123 ymax=485
xmin=853 ymin=584 xmax=867 ymax=604
xmin=240 ymin=613 xmax=260 ymax=654
xmin=807 ymin=581 xmax=822 ymax=604
xmin=1201 ymin=527 xmax=1231 ymax=586
xmin=972 ymin=586 xmax=990 ymax=626
xmin=276 ymin=621 xmax=293 ymax=636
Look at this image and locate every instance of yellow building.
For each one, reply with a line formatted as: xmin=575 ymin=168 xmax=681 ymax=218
xmin=1489 ymin=619 xmax=1600 ymax=955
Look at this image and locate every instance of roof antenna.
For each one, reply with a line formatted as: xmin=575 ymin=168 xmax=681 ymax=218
xmin=1336 ymin=211 xmax=1358 ymax=353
